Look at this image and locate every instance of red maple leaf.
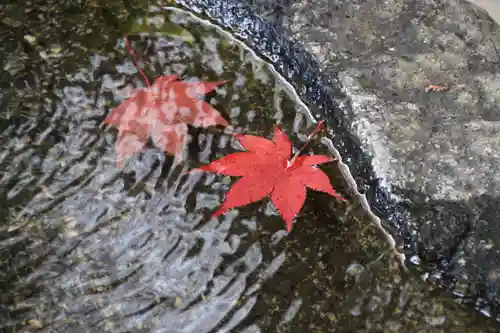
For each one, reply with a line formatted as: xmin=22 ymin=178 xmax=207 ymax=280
xmin=191 ymin=126 xmax=344 ymax=231
xmin=104 ymin=74 xmax=229 ymax=166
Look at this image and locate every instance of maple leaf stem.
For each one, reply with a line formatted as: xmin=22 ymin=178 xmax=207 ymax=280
xmin=205 ymin=125 xmax=236 ymax=136
xmin=290 ymin=120 xmax=325 ymax=164
xmin=124 ymin=33 xmax=151 ymax=88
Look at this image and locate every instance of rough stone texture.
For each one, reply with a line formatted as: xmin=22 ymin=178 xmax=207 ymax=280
xmin=467 ymin=0 xmax=500 ymax=24
xmin=267 ymin=0 xmax=500 ymax=202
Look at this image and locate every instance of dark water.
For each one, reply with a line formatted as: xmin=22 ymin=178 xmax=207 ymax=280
xmin=0 ymin=2 xmax=499 ymax=332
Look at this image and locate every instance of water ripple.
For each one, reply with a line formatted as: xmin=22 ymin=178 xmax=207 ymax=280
xmin=0 ymin=7 xmax=303 ymax=332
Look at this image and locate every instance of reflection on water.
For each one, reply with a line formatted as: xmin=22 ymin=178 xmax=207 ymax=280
xmin=0 ymin=3 xmax=498 ymax=333
xmin=0 ymin=6 xmax=325 ymax=332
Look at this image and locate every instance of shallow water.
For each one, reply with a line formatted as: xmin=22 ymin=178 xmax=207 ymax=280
xmin=0 ymin=2 xmax=499 ymax=333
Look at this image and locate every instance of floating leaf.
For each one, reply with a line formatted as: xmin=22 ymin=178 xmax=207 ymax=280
xmin=129 ymin=16 xmax=194 ymax=44
xmin=191 ymin=127 xmax=344 ymax=231
xmin=157 ymin=20 xmax=194 ymax=43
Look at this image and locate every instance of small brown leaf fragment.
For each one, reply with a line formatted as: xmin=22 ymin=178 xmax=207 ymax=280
xmin=424 ymin=84 xmax=449 ymax=93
